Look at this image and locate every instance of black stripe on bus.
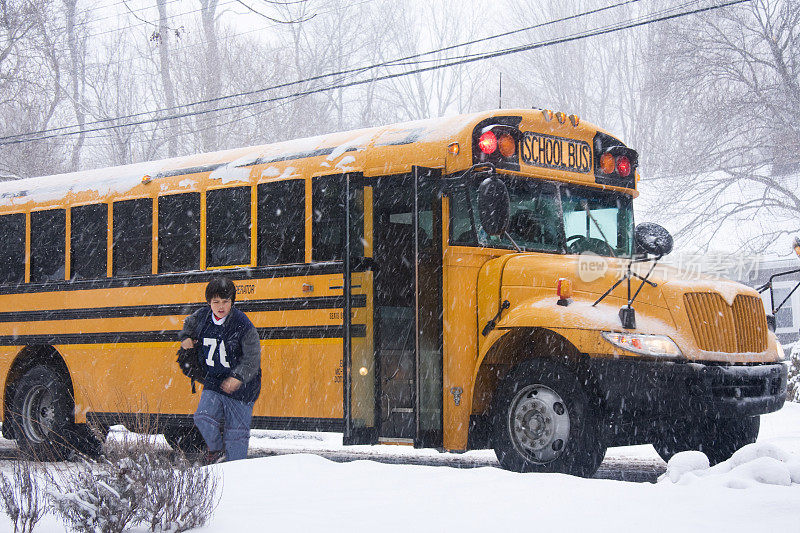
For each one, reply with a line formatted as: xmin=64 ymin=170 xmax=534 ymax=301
xmin=249 ymin=416 xmax=344 ymax=432
xmin=0 ymin=262 xmax=364 ymax=295
xmin=0 ymin=295 xmax=367 ymax=323
xmin=87 ymin=412 xmax=345 ymax=432
xmin=0 ymin=325 xmax=366 ymax=346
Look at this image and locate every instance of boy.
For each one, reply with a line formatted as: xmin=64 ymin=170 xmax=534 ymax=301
xmin=179 ymin=277 xmax=261 ymax=462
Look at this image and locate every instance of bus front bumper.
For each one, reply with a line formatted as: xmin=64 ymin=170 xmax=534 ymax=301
xmin=587 ymin=358 xmax=788 ymax=419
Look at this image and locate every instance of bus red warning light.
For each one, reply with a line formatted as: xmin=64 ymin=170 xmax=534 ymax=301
xmin=616 ymin=156 xmax=631 ymax=177
xmin=478 ymin=131 xmax=497 ymax=154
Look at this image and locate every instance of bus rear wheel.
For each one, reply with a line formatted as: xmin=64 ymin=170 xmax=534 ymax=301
xmin=491 ymin=359 xmax=606 ymax=477
xmin=10 ymin=365 xmax=77 ymax=460
xmin=164 ymin=425 xmax=206 ymax=455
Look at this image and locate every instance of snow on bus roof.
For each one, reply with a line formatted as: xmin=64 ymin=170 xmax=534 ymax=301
xmin=0 ymin=113 xmax=484 ymax=207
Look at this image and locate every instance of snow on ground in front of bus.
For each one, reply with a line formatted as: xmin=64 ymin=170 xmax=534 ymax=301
xmin=201 ymin=405 xmax=800 ymax=533
xmin=0 ymin=403 xmax=798 ymax=532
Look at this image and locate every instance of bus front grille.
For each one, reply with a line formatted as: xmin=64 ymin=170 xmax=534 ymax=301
xmin=684 ymin=293 xmax=767 ymax=353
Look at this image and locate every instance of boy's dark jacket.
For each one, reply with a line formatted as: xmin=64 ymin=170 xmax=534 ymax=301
xmin=179 ymin=306 xmax=261 ymax=404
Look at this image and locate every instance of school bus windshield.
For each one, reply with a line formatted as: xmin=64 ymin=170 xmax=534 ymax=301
xmin=561 ymin=186 xmax=634 ymax=257
xmin=450 ymin=176 xmax=634 ymax=257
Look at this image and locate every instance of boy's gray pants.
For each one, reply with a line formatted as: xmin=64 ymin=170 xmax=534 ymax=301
xmin=193 ymin=388 xmax=253 ymax=461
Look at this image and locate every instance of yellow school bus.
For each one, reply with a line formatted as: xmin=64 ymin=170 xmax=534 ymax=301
xmin=0 ymin=109 xmax=787 ymax=475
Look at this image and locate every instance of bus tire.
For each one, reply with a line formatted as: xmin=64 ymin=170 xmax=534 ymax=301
xmin=491 ymin=358 xmax=606 ymax=477
xmin=70 ymin=423 xmax=104 ymax=458
xmin=653 ymin=415 xmax=760 ymax=465
xmin=164 ymin=425 xmax=206 ymax=455
xmin=10 ymin=365 xmax=76 ymax=460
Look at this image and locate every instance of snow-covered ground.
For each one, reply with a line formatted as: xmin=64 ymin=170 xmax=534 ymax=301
xmin=2 ymin=403 xmax=799 ymax=532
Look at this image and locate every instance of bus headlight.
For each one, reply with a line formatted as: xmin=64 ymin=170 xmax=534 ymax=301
xmin=602 ymin=332 xmax=682 ymax=358
xmin=776 ymin=342 xmax=786 ymax=362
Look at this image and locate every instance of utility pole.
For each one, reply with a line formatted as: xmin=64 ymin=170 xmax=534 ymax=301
xmin=499 ymin=72 xmax=503 ymax=109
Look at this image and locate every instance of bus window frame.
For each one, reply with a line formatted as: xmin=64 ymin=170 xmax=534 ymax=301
xmin=0 ymin=211 xmax=27 ymax=285
xmin=29 ymin=207 xmax=68 ymax=284
xmin=444 ymin=179 xmax=479 ymax=247
xmin=204 ymin=184 xmax=254 ymax=270
xmin=157 ymin=191 xmax=202 ymax=274
xmin=446 ymin=171 xmax=567 ymax=254
xmin=256 ymin=178 xmax=307 ymax=267
xmin=69 ymin=201 xmax=110 ymax=281
xmin=312 ymin=173 xmax=366 ymax=263
xmin=111 ymin=196 xmax=155 ymax=278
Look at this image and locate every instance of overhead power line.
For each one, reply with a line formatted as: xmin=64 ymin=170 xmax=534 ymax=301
xmin=0 ymin=0 xmax=748 ymax=147
xmin=0 ymin=0 xmax=648 ymax=143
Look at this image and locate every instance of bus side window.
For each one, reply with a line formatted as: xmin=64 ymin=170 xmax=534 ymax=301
xmin=448 ymin=186 xmax=477 ymax=245
xmin=312 ymin=175 xmax=344 ymax=262
xmin=207 ymin=187 xmax=251 ymax=267
xmin=71 ymin=203 xmax=108 ymax=280
xmin=258 ymin=180 xmax=304 ymax=265
xmin=158 ymin=193 xmax=200 ymax=273
xmin=113 ymin=198 xmax=152 ymax=276
xmin=30 ymin=209 xmax=66 ymax=283
xmin=312 ymin=175 xmax=364 ymax=262
xmin=0 ymin=213 xmax=25 ymax=284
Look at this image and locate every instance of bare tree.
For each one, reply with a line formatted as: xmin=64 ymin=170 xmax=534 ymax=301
xmin=378 ymin=0 xmax=492 ymax=121
xmin=198 ymin=0 xmax=221 ymax=152
xmin=272 ymin=0 xmax=365 ymax=135
xmin=63 ymin=0 xmax=87 ymax=170
xmin=649 ymin=0 xmax=800 ymax=254
xmin=156 ymin=0 xmax=179 ymax=157
xmin=500 ymin=0 xmax=680 ymax=175
xmin=82 ymin=34 xmax=165 ymax=167
xmin=0 ymin=0 xmax=68 ymax=178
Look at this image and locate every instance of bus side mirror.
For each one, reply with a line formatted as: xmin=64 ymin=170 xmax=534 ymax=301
xmin=766 ymin=314 xmax=776 ymax=333
xmin=477 ymin=176 xmax=510 ymax=237
xmin=634 ymin=222 xmax=673 ymax=257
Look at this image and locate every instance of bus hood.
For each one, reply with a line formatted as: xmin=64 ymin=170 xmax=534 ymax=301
xmin=500 ymin=253 xmax=677 ymax=309
xmin=496 ymin=253 xmax=777 ymax=362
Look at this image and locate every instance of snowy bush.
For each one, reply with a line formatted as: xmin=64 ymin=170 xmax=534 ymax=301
xmin=49 ymin=457 xmax=143 ymax=533
xmin=103 ymin=424 xmax=221 ymax=531
xmin=137 ymin=453 xmax=221 ymax=532
xmin=49 ymin=450 xmax=221 ymax=533
xmin=787 ymin=343 xmax=800 ymax=402
xmin=0 ymin=460 xmax=48 ymax=533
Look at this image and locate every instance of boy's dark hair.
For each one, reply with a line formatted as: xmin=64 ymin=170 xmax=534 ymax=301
xmin=205 ymin=277 xmax=236 ymax=304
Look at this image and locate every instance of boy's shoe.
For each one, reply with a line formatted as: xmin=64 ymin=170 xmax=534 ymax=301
xmin=200 ymin=449 xmax=225 ymax=465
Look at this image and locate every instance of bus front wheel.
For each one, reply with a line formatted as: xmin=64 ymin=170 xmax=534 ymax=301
xmin=10 ymin=365 xmax=76 ymax=460
xmin=491 ymin=359 xmax=606 ymax=477
xmin=653 ymin=415 xmax=760 ymax=465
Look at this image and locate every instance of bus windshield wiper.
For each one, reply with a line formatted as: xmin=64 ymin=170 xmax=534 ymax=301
xmin=592 ymin=222 xmax=673 ymax=329
xmin=584 ymin=203 xmax=613 ymax=253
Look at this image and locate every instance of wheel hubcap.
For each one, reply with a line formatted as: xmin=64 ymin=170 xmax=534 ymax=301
xmin=21 ymin=385 xmax=55 ymax=444
xmin=508 ymin=384 xmax=570 ymax=463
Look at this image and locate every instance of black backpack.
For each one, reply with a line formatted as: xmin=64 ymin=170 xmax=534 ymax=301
xmin=176 ymin=344 xmax=205 ymax=393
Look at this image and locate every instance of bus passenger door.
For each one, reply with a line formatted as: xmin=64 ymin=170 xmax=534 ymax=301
xmin=343 ymin=173 xmax=379 ymax=445
xmin=412 ymin=166 xmax=444 ymax=448
xmin=370 ymin=168 xmax=443 ymax=447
